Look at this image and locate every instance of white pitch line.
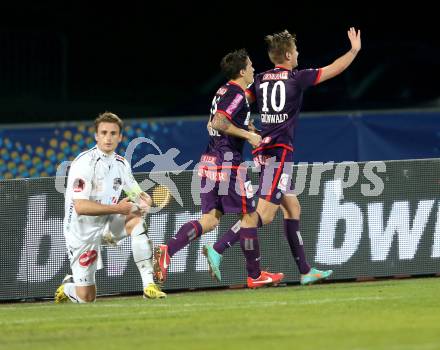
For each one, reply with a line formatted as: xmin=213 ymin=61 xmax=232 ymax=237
xmin=0 ymin=295 xmax=404 ymax=325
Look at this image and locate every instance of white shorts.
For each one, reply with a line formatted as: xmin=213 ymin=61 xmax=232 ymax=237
xmin=68 ymin=214 xmax=127 ymax=286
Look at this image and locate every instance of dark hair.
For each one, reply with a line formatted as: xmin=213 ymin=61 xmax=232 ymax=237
xmin=94 ymin=111 xmax=123 ymax=133
xmin=220 ymin=49 xmax=249 ymax=80
xmin=265 ymin=30 xmax=296 ymax=64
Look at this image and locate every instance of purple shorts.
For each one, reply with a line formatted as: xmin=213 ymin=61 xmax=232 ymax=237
xmin=198 ymin=163 xmax=256 ymax=215
xmin=253 ymin=146 xmax=294 ymax=205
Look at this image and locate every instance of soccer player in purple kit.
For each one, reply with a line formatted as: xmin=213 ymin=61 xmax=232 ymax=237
xmin=154 ymin=49 xmax=285 ymax=288
xmin=204 ymin=27 xmax=361 ymax=285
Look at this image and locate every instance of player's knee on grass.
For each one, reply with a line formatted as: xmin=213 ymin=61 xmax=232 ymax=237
xmin=76 ymin=286 xmax=96 ymax=303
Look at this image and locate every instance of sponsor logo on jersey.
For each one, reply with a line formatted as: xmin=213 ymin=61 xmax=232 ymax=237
xmin=73 ymin=178 xmax=85 ymax=192
xmin=197 ymin=167 xmax=229 ymax=182
xmin=262 ymin=71 xmax=289 ymax=81
xmin=79 ymin=250 xmax=98 ymax=267
xmin=226 ymin=93 xmax=244 ymax=115
xmin=200 ymin=154 xmax=217 ymax=164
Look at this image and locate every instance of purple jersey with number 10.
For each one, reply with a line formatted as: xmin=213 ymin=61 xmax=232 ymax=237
xmin=248 ymin=66 xmax=321 ymax=150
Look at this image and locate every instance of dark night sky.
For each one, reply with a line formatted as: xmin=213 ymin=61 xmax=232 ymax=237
xmin=0 ymin=2 xmax=439 ymax=123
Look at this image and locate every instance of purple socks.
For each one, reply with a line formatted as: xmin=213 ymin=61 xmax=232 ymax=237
xmin=239 ymin=227 xmax=261 ymax=279
xmin=283 ymin=219 xmax=311 ymax=274
xmin=168 ymin=220 xmax=203 ymax=257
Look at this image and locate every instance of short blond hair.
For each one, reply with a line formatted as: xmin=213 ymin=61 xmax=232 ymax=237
xmin=94 ymin=112 xmax=123 ymax=133
xmin=265 ymin=30 xmax=296 ymax=64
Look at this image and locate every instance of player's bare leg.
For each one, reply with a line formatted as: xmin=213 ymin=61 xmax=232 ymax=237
xmin=154 ymin=209 xmax=222 ymax=283
xmin=255 ymin=198 xmax=279 ymax=226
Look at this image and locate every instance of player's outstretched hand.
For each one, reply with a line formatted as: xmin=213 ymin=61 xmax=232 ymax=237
xmin=116 ymin=197 xmax=134 ymax=215
xmin=348 ymin=27 xmax=361 ymax=53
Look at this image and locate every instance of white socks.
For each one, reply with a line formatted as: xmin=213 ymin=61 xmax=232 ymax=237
xmin=131 ymin=221 xmax=154 ymax=288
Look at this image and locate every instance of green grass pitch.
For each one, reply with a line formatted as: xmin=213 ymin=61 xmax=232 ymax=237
xmin=1 ymin=277 xmax=439 ymax=350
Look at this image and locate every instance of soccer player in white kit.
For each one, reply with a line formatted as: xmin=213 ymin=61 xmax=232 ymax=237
xmin=55 ymin=112 xmax=166 ymax=303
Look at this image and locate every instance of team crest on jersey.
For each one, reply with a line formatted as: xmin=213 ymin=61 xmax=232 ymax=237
xmin=216 ymin=87 xmax=228 ymax=96
xmin=262 ymin=71 xmax=289 ymax=81
xmin=113 ymin=177 xmax=122 ymax=190
xmin=73 ymin=178 xmax=85 ymax=192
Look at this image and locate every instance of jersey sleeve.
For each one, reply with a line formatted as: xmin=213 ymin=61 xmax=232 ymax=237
xmin=216 ymin=90 xmax=245 ymax=124
xmin=296 ymin=68 xmax=322 ymax=89
xmin=68 ymin=159 xmax=93 ymax=200
xmin=246 ymin=83 xmax=256 ymax=103
xmin=121 ymin=159 xmax=143 ymax=201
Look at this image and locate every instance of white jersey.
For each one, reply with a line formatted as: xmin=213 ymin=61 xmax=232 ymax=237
xmin=64 ymin=146 xmax=141 ymax=246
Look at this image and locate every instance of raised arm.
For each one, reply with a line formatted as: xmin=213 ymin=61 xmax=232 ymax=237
xmin=317 ymin=27 xmax=361 ymax=84
xmin=211 ymin=112 xmax=261 ymax=148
